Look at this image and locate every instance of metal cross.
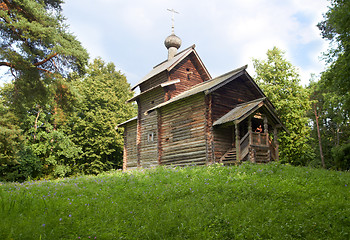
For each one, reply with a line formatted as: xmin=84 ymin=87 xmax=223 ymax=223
xmin=167 ymin=8 xmax=179 ymax=33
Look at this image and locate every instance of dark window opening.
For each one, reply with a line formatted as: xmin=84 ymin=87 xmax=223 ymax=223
xmin=147 ymin=132 xmax=154 ymax=142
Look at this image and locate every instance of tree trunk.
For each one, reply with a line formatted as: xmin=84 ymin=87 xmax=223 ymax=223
xmin=34 ymin=107 xmax=41 ymax=140
xmin=314 ymin=103 xmax=325 ymax=168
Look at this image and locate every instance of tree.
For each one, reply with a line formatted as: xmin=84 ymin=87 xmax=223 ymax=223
xmin=0 ymin=0 xmax=89 ymax=112
xmin=253 ymin=47 xmax=313 ymax=165
xmin=0 ymin=0 xmax=90 ymax=179
xmin=0 ymin=82 xmax=81 ymax=179
xmin=317 ymin=0 xmax=350 ymax=110
xmin=69 ymin=58 xmax=136 ymax=174
xmin=0 ymin=90 xmax=43 ymax=181
xmin=0 ymin=0 xmax=88 ymax=77
xmin=316 ymin=0 xmax=350 ymax=170
xmin=0 ymin=96 xmax=22 ymax=178
xmin=308 ymin=78 xmax=350 ymax=170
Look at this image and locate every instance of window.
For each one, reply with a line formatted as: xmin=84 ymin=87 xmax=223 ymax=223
xmin=147 ymin=132 xmax=154 ymax=142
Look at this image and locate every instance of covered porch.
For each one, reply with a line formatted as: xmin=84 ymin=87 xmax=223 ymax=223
xmin=212 ymin=98 xmax=285 ymax=165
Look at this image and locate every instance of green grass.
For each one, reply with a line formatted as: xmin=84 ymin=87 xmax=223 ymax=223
xmin=0 ymin=162 xmax=349 ymax=239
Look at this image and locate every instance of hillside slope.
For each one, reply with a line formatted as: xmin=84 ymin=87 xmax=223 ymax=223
xmin=1 ymin=163 xmax=349 ymax=239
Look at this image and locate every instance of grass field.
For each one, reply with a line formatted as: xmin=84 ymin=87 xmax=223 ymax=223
xmin=0 ymin=162 xmax=349 ymax=239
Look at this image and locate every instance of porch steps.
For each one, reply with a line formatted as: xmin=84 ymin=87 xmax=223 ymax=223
xmin=220 ymin=148 xmax=238 ymax=165
xmin=254 ymin=149 xmax=270 ymax=163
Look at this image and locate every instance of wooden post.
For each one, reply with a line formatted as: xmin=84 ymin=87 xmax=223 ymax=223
xmin=264 ymin=115 xmax=269 ymax=145
xmin=235 ymin=122 xmax=240 ymax=162
xmin=274 ymin=127 xmax=279 ymax=161
xmin=248 ymin=116 xmax=253 ymax=162
xmin=264 ymin=115 xmax=270 ymax=161
xmin=248 ymin=116 xmax=252 ymax=145
xmin=205 ymin=94 xmax=214 ymax=164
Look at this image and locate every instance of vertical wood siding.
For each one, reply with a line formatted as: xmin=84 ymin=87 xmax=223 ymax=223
xmin=159 ymin=94 xmax=207 ymax=166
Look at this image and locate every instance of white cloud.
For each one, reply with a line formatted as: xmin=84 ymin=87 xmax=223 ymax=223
xmin=60 ymin=0 xmax=330 ymax=87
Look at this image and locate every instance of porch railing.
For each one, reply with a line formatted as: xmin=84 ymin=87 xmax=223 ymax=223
xmin=252 ymin=132 xmax=268 ymax=146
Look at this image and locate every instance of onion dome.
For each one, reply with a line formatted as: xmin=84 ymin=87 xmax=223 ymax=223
xmin=164 ymin=33 xmax=182 ymax=50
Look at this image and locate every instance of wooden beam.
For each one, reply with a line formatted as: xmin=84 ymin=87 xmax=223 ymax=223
xmin=264 ymin=115 xmax=270 ymax=162
xmin=248 ymin=116 xmax=254 ymax=163
xmin=235 ymin=123 xmax=240 ymax=161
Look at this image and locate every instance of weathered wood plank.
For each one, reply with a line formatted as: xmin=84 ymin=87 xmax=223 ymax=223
xmin=159 ymin=94 xmax=207 ymax=165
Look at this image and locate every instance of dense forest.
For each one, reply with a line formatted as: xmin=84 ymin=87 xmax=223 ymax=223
xmin=0 ymin=0 xmax=349 ymax=181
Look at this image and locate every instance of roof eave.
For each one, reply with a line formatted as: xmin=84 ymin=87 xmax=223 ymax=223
xmin=116 ymin=116 xmax=138 ymax=129
xmin=131 ymin=45 xmax=196 ymax=91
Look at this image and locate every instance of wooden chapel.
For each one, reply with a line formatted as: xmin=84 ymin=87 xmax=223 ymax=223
xmin=118 ymin=28 xmax=286 ymax=170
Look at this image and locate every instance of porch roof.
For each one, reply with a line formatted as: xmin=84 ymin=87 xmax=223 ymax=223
xmin=213 ymin=98 xmax=266 ymax=126
xmin=213 ymin=98 xmax=287 ymax=132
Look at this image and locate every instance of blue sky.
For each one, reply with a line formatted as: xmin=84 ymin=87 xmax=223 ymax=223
xmin=0 ymin=0 xmax=330 ymax=88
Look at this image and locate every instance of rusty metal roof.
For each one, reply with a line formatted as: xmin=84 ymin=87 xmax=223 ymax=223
xmin=145 ymin=65 xmax=247 ymax=115
xmin=213 ymin=98 xmax=266 ymax=126
xmin=131 ymin=45 xmax=210 ymax=90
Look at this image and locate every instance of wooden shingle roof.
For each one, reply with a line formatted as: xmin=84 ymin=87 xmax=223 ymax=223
xmin=145 ymin=65 xmax=248 ymax=114
xmin=213 ymin=98 xmax=266 ymax=126
xmin=131 ymin=45 xmax=210 ymax=90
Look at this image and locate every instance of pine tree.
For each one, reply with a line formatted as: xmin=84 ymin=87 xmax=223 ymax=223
xmin=0 ymin=0 xmax=88 ymax=76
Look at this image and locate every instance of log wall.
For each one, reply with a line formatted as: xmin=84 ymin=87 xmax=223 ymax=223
xmin=211 ymin=75 xmax=263 ymax=161
xmin=213 ymin=126 xmax=233 ymax=161
xmin=159 ymin=93 xmax=207 ymax=166
xmin=211 ymin=76 xmax=263 ymax=122
xmin=137 ymin=87 xmax=165 ymax=168
xmin=139 ymin=71 xmax=168 ymax=93
xmin=123 ymin=120 xmax=138 ymax=169
xmin=166 ymin=54 xmax=207 ymax=99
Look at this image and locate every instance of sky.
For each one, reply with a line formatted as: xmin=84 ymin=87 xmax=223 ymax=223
xmin=0 ymin=0 xmax=330 ymax=88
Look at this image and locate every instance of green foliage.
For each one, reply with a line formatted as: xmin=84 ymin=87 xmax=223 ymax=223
xmin=8 ymin=145 xmax=42 ymax=182
xmin=0 ymin=98 xmax=22 ymax=166
xmin=0 ymin=163 xmax=349 ymax=239
xmin=0 ymin=56 xmax=136 ymax=179
xmin=0 ymin=0 xmax=88 ymax=75
xmin=69 ymin=58 xmax=136 ymax=174
xmin=0 ymin=92 xmax=44 ymax=182
xmin=0 ymin=0 xmax=89 ymax=112
xmin=252 ymin=47 xmax=313 ymax=165
xmin=317 ymin=0 xmax=350 ymax=110
xmin=332 ymin=142 xmax=350 ymax=170
xmin=308 ymin=78 xmax=350 ymax=169
xmin=29 ymin=121 xmax=81 ymax=177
